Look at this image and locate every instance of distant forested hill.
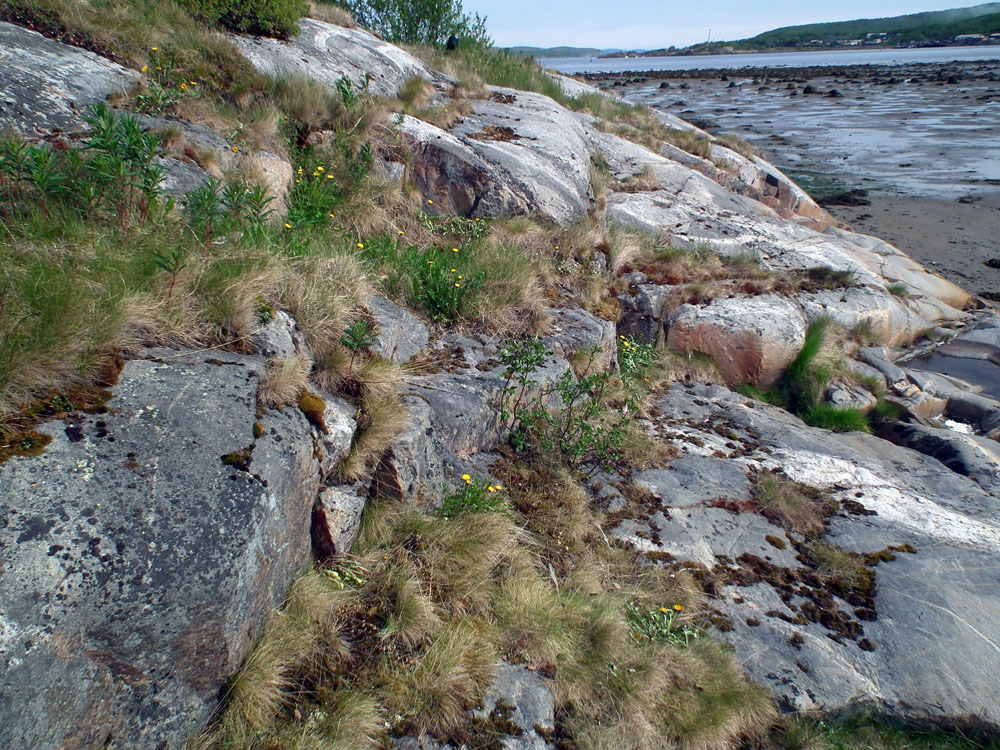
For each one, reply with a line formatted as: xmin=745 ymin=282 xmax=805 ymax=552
xmin=732 ymin=2 xmax=1000 ymax=49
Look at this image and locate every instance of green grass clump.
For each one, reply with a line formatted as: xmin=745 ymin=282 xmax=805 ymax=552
xmin=740 ymin=318 xmax=873 ymax=433
xmin=769 ymin=713 xmax=1000 ymax=749
xmin=802 ymin=404 xmax=871 ymax=433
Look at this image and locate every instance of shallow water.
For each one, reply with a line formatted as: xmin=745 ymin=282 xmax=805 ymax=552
xmin=626 ymin=74 xmax=1000 ymax=200
xmin=543 ymin=46 xmax=1000 ymax=75
xmin=906 ymin=353 xmax=1000 ymax=399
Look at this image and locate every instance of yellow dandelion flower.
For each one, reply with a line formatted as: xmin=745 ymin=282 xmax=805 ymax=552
xmin=450 ymin=268 xmax=456 ymax=273
xmin=457 ymin=275 xmax=462 ymax=280
xmin=398 ymin=230 xmax=405 ymax=235
xmin=141 ymin=65 xmax=149 ymax=73
xmin=326 ymin=174 xmax=334 ymax=179
xmin=296 ymin=179 xmax=301 ymax=184
xmin=426 ymin=261 xmax=434 ymax=265
xmin=451 ymin=248 xmax=458 ymax=253
xmin=284 ymin=223 xmax=292 ymax=229
xmin=455 ymin=283 xmax=461 ymax=288
xmin=427 ymin=199 xmax=434 ymax=204
xmin=180 ymin=83 xmax=187 ymax=90
xmin=231 ymin=146 xmax=239 ymax=153
xmin=357 ymin=243 xmax=365 ymax=249
xmin=316 ymin=166 xmax=324 ymax=172
xmin=661 ymin=607 xmax=668 ymax=613
xmin=673 ymin=604 xmax=684 ymax=612
xmin=329 ymin=213 xmax=335 ymax=218
xmin=190 ymin=81 xmax=198 ymax=86
xmin=151 ymin=47 xmax=158 ymax=52
xmin=619 ymin=335 xmax=626 ymax=339
xmin=495 ymin=484 xmax=502 ymax=490
xmin=488 ymin=486 xmax=495 ymax=492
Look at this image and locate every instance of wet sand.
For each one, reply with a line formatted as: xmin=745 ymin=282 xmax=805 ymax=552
xmin=828 ymin=191 xmax=1000 ymax=300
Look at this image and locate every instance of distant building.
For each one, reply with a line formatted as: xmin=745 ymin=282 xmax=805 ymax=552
xmin=955 ymin=34 xmax=987 ymax=42
xmin=841 ymin=39 xmax=863 ymax=46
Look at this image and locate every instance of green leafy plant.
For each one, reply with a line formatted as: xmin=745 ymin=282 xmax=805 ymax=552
xmin=185 ymin=178 xmax=225 ymax=251
xmin=341 ymin=319 xmax=379 ymax=379
xmin=440 ymin=475 xmax=509 ymax=519
xmin=25 ymin=146 xmax=64 ymax=219
xmin=417 ymin=211 xmax=489 ymax=242
xmin=153 ymin=246 xmax=190 ymax=305
xmin=287 ymin=160 xmax=341 ymax=230
xmin=407 ymin=246 xmax=486 ymax=322
xmin=617 ymin=334 xmax=657 ymax=380
xmin=626 ymin=602 xmax=700 ymax=647
xmin=886 ymin=282 xmax=911 ymax=297
xmin=498 ymin=340 xmax=632 ymax=475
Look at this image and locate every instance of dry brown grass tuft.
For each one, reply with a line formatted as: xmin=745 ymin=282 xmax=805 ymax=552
xmin=258 ymin=355 xmax=311 ymax=408
xmin=278 ymin=255 xmax=371 ymax=352
xmin=305 ymin=1 xmax=355 ymax=26
xmin=397 ymin=76 xmax=433 ymax=109
xmin=383 ymin=622 xmax=496 ymax=737
xmin=220 ymin=610 xmax=314 ymax=739
xmin=338 ymin=395 xmax=408 ymax=480
xmin=753 ymin=471 xmax=831 ymax=538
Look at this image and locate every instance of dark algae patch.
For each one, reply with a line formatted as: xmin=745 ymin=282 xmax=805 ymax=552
xmin=0 ymin=430 xmax=53 ymax=464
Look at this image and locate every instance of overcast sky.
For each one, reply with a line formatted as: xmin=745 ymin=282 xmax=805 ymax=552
xmin=459 ymin=1 xmax=979 ymax=49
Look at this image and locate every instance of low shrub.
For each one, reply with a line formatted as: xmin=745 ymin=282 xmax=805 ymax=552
xmin=330 ymin=0 xmax=490 ymax=47
xmin=498 ymin=338 xmax=635 ymax=476
xmin=176 ymin=0 xmax=307 ymax=37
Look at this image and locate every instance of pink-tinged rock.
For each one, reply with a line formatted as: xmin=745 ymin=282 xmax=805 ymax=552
xmin=667 ymin=295 xmax=807 ymax=388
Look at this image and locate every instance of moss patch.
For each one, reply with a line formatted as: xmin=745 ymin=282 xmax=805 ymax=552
xmin=298 ymin=390 xmax=327 ymax=433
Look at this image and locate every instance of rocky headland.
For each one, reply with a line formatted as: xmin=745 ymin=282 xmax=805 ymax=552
xmin=1 ymin=13 xmax=999 ymax=750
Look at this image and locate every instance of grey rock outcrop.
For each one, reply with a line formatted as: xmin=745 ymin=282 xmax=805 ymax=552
xmin=369 ymin=296 xmax=430 ymax=363
xmin=233 ymin=18 xmax=436 ymax=97
xmin=0 ymin=349 xmax=322 ymax=749
xmin=399 ymin=86 xmax=596 ymax=223
xmin=613 ymin=382 xmax=1000 ymax=727
xmin=0 ymin=22 xmax=140 ymax=136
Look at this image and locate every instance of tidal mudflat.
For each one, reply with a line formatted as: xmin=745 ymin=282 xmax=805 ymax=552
xmin=596 ymin=61 xmax=1000 ymax=300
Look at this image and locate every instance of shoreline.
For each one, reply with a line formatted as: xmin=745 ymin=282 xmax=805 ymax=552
xmin=596 ymin=43 xmax=1000 ymax=61
xmin=579 ymin=58 xmax=1000 ymax=81
xmin=825 ymin=191 xmax=1000 ymax=301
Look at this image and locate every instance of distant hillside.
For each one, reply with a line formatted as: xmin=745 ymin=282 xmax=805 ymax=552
xmin=731 ymin=2 xmax=1000 ymax=49
xmin=506 ymin=46 xmax=606 ymax=58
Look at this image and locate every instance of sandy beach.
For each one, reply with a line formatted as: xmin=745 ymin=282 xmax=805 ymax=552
xmin=827 ymin=191 xmax=1000 ymax=300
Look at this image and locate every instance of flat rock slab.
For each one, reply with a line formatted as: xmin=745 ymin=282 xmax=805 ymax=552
xmin=623 ymin=382 xmax=1000 ymax=727
xmin=0 ymin=350 xmax=320 ymax=749
xmin=0 ymin=21 xmax=140 ymax=136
